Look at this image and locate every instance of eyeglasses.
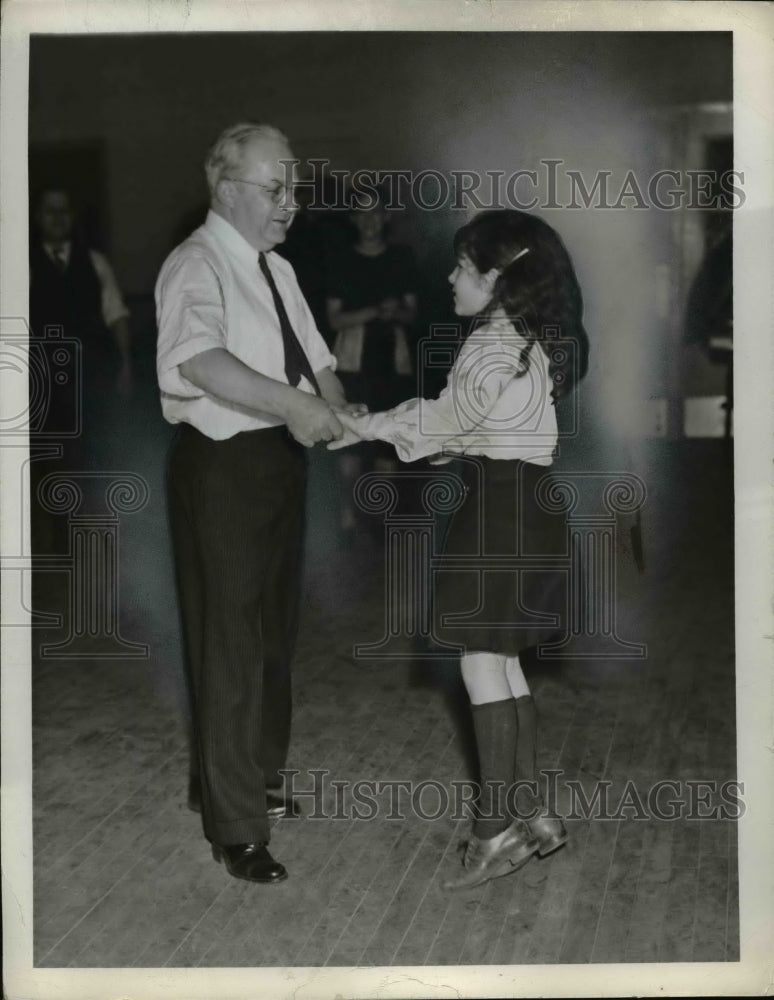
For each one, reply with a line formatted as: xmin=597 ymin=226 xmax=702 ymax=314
xmin=223 ymin=177 xmax=297 ymax=205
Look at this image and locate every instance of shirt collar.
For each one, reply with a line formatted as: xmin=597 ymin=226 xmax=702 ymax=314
xmin=472 ymin=311 xmax=529 ymax=345
xmin=204 ymin=210 xmax=269 ymax=269
xmin=43 ymin=240 xmax=72 ymax=260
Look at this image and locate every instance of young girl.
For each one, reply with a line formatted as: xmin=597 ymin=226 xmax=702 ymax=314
xmin=330 ymin=209 xmax=589 ymax=890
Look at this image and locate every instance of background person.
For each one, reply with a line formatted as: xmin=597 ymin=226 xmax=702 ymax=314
xmin=28 ymin=184 xmax=134 ymax=564
xmin=324 ymin=185 xmax=419 ymax=533
xmin=30 ymin=185 xmax=134 ymax=438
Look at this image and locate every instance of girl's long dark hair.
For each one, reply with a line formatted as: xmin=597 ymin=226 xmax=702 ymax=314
xmin=454 ymin=209 xmax=589 ymax=398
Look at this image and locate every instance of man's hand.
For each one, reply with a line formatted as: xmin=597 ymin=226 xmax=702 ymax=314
xmin=285 ymin=393 xmax=344 ymax=448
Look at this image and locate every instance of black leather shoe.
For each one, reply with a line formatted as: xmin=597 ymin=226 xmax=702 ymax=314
xmin=526 ymin=814 xmax=568 ymax=856
xmin=266 ymin=790 xmax=300 ymax=818
xmin=212 ymin=842 xmax=288 ymax=884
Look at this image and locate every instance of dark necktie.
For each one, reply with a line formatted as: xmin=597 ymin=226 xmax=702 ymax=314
xmin=258 ymin=252 xmax=320 ymax=395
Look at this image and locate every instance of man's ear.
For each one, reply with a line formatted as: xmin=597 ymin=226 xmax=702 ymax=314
xmin=216 ymin=179 xmax=236 ymax=208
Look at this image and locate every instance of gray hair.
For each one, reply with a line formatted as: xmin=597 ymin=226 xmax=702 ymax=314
xmin=204 ymin=122 xmax=289 ymax=196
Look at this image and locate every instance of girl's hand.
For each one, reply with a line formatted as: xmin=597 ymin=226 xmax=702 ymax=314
xmin=327 ymin=425 xmax=362 ymax=450
xmin=335 ymin=402 xmax=369 ymax=417
xmin=327 ymin=409 xmax=370 ymax=450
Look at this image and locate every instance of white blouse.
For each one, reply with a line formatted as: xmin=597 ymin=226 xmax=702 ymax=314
xmin=338 ymin=316 xmax=558 ymax=466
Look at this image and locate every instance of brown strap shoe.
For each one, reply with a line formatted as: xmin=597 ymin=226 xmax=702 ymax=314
xmin=443 ymin=820 xmax=538 ymax=891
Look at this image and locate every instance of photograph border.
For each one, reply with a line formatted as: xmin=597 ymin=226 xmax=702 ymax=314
xmin=2 ymin=2 xmax=772 ymax=997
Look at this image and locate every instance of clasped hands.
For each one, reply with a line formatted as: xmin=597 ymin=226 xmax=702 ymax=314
xmin=285 ymin=392 xmax=370 ymax=449
xmin=326 ymin=406 xmax=370 ymax=450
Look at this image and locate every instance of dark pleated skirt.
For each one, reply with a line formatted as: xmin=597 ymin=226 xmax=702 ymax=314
xmin=433 ymin=456 xmax=568 ymax=656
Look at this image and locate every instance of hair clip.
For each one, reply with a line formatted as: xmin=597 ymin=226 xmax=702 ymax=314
xmin=508 ymin=247 xmax=530 ymax=265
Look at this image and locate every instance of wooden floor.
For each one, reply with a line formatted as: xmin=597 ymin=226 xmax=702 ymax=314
xmin=30 ymin=372 xmax=738 ymax=968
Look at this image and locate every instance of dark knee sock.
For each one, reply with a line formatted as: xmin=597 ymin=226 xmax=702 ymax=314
xmin=514 ymin=694 xmax=541 ymax=813
xmin=471 ymin=698 xmax=519 ymax=840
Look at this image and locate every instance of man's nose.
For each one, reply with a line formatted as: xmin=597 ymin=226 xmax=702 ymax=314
xmin=278 ymin=189 xmax=297 ymax=213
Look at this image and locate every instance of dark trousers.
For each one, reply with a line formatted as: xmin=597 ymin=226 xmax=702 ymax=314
xmin=167 ymin=423 xmax=306 ymax=846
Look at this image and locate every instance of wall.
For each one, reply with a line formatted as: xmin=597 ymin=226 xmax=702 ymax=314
xmin=29 ymin=31 xmax=732 ymax=439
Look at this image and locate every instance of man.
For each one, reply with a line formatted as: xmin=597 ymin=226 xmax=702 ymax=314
xmin=29 ymin=186 xmax=134 ymax=560
xmin=30 ymin=186 xmax=134 ymax=412
xmin=156 ymin=122 xmax=352 ymax=884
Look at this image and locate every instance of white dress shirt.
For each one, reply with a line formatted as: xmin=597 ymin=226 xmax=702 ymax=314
xmin=338 ymin=315 xmax=558 ymax=466
xmin=155 ymin=210 xmax=336 ymax=439
xmin=43 ymin=242 xmax=130 ymax=328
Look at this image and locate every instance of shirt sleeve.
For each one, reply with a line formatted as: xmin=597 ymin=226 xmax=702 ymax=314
xmin=156 ymin=253 xmax=227 ymax=399
xmin=90 ymin=250 xmax=130 ymax=327
xmin=339 ymin=333 xmax=525 ymax=462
